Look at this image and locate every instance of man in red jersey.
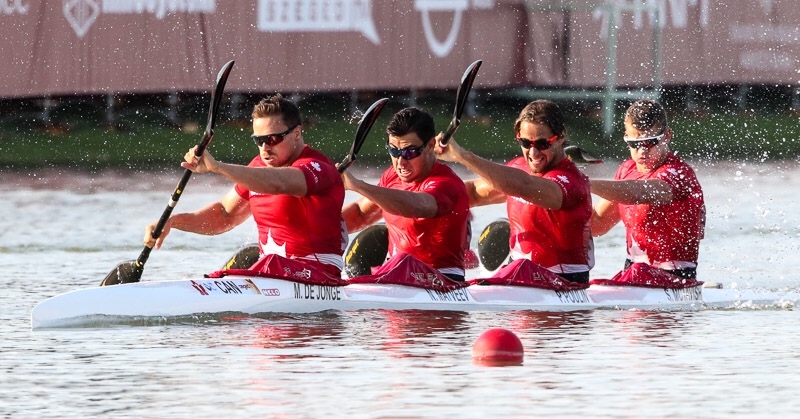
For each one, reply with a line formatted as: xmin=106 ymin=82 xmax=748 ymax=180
xmin=341 ymin=107 xmax=471 ymax=281
xmin=592 ymin=99 xmax=705 ymax=279
xmin=436 ymin=100 xmax=594 ymax=284
xmin=144 ymin=94 xmax=346 ymax=276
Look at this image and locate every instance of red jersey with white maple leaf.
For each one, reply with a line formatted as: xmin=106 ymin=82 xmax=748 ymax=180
xmin=235 ymin=145 xmax=346 ymax=270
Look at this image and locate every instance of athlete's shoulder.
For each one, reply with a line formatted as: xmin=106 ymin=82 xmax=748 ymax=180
xmin=297 ymin=145 xmax=335 ymax=166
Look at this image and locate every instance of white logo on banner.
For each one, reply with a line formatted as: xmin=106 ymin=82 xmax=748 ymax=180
xmin=64 ymin=0 xmax=216 ymax=38
xmin=256 ymin=0 xmax=380 ymax=44
xmin=64 ymin=0 xmax=100 ymax=38
xmin=415 ymin=0 xmax=492 ymax=57
xmin=592 ymin=0 xmax=710 ymax=38
xmin=256 ymin=0 xmax=492 ymax=57
xmin=415 ymin=0 xmax=466 ymax=58
xmin=1 ymin=0 xmax=29 ymax=14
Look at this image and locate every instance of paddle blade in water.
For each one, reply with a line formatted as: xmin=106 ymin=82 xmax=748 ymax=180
xmin=100 ymin=260 xmax=142 ymax=286
xmin=343 ymin=224 xmax=389 ymax=278
xmin=478 ymin=218 xmax=510 ymax=271
xmin=99 ymin=60 xmax=235 ymax=287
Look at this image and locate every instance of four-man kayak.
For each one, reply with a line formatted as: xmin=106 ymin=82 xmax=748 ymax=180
xmin=30 ymin=255 xmax=797 ymax=329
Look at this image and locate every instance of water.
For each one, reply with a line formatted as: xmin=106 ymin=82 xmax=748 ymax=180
xmin=2 ymin=163 xmax=800 ymax=417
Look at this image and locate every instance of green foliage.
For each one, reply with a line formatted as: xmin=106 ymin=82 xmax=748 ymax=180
xmin=1 ymin=94 xmax=798 ymax=170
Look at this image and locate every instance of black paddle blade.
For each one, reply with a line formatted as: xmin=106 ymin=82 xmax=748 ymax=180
xmin=565 ymin=145 xmax=603 ymax=165
xmin=198 ymin=60 xmax=236 ymax=155
xmin=100 ymin=260 xmax=143 ymax=286
xmin=343 ymin=224 xmax=389 ymax=278
xmin=478 ymin=218 xmax=510 ymax=272
xmin=221 ymin=244 xmax=261 ymax=270
xmin=338 ymin=97 xmax=389 ymax=173
xmin=440 ymin=59 xmax=482 ymax=146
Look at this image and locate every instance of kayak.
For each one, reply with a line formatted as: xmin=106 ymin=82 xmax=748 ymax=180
xmin=31 ymin=255 xmax=798 ymax=329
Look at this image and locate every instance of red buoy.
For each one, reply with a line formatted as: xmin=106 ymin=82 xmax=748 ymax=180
xmin=472 ymin=328 xmax=524 ymax=366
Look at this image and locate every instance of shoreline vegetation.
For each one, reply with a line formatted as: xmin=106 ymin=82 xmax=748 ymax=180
xmin=1 ymin=90 xmax=799 ymax=171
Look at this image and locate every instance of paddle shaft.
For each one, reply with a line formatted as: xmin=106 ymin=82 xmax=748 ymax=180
xmin=137 ymin=150 xmax=207 ymax=267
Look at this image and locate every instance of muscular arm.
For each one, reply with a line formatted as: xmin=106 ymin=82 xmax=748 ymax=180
xmin=341 ymin=198 xmax=384 ymax=233
xmin=211 ymin=163 xmax=308 ymax=197
xmin=437 ymin=139 xmax=563 ymax=209
xmin=591 ymin=197 xmax=621 ymax=236
xmin=183 ymin=147 xmax=309 ymax=197
xmin=146 ymin=188 xmax=251 ymax=248
xmin=344 ymin=176 xmax=438 ymax=218
xmin=465 ymin=178 xmax=505 ymax=207
xmin=590 ymin=179 xmax=673 ymax=206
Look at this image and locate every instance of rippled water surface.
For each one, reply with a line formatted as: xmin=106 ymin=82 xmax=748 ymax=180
xmin=2 ymin=163 xmax=800 ymax=417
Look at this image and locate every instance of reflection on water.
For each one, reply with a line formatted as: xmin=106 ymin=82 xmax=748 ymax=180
xmin=245 ymin=312 xmax=348 ymax=351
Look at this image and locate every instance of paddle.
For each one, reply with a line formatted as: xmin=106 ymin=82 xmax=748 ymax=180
xmin=337 ymin=97 xmax=389 ymax=173
xmin=477 ymin=218 xmax=511 ymax=272
xmin=343 ymin=224 xmax=389 ymax=278
xmin=218 ymin=97 xmax=389 ymax=271
xmin=564 ymin=145 xmax=603 ymax=165
xmin=100 ymin=60 xmax=235 ymax=286
xmin=438 ymin=59 xmax=482 ymax=147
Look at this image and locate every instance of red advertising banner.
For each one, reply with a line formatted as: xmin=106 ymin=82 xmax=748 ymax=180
xmin=0 ymin=1 xmax=797 ymax=98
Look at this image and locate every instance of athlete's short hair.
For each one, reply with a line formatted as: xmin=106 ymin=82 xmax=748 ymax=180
xmin=386 ymin=107 xmax=436 ymax=144
xmin=625 ymin=99 xmax=668 ymax=134
xmin=252 ymin=93 xmax=302 ymax=129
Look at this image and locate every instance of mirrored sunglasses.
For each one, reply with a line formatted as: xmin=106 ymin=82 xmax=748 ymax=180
xmin=386 ymin=144 xmax=425 ymax=160
xmin=624 ymin=133 xmax=665 ymax=150
xmin=251 ymin=124 xmax=298 ymax=147
xmin=516 ymin=134 xmax=559 ymax=151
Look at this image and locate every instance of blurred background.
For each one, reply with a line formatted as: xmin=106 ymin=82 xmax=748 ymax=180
xmin=1 ymin=0 xmax=799 ymax=169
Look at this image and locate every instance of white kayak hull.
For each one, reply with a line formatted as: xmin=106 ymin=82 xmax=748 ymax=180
xmin=30 ymin=275 xmax=798 ymax=329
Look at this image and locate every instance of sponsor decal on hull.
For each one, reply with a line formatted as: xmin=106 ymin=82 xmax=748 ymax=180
xmin=189 ymin=279 xmax=281 ymax=297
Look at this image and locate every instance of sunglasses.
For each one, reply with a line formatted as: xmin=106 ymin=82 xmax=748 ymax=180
xmin=624 ymin=133 xmax=665 ymax=150
xmin=386 ymin=144 xmax=425 ymax=160
xmin=516 ymin=134 xmax=559 ymax=151
xmin=251 ymin=124 xmax=298 ymax=147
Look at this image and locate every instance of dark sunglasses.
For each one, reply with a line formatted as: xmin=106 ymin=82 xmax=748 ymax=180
xmin=516 ymin=134 xmax=559 ymax=151
xmin=386 ymin=144 xmax=425 ymax=160
xmin=251 ymin=124 xmax=298 ymax=147
xmin=624 ymin=133 xmax=665 ymax=150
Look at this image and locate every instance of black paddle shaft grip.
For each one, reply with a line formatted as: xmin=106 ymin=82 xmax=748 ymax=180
xmin=440 ymin=117 xmax=460 ymax=146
